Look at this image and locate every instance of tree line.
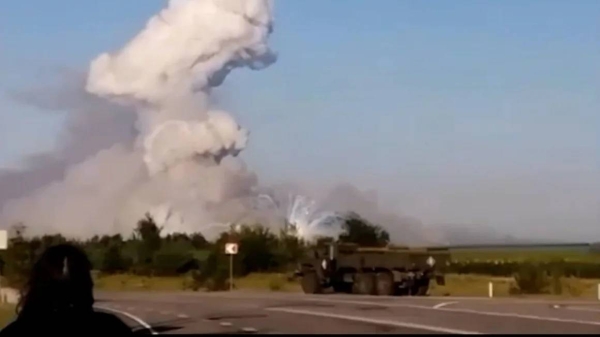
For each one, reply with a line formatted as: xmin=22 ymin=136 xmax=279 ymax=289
xmin=3 ymin=213 xmax=598 ymax=294
xmin=0 ymin=212 xmax=391 ymax=289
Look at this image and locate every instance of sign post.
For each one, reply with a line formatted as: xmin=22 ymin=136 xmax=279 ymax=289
xmin=225 ymin=242 xmax=238 ymax=291
xmin=0 ymin=230 xmax=7 ymax=304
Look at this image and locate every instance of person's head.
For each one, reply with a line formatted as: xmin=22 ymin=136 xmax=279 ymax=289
xmin=17 ymin=243 xmax=94 ymax=318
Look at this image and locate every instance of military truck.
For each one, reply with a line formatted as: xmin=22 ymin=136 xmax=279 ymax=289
xmin=294 ymin=242 xmax=450 ymax=296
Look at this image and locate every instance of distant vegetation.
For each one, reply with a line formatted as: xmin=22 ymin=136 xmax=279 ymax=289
xmin=1 ymin=214 xmax=599 ymax=296
xmin=450 ymin=246 xmax=594 ymax=263
xmin=0 ymin=212 xmax=390 ymax=291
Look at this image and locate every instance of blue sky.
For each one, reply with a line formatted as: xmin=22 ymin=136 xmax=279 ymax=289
xmin=1 ymin=0 xmax=598 ymax=240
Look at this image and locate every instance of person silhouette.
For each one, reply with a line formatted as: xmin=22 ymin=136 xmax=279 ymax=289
xmin=0 ymin=243 xmax=133 ymax=335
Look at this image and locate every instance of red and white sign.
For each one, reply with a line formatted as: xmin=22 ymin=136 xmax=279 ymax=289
xmin=225 ymin=243 xmax=238 ymax=255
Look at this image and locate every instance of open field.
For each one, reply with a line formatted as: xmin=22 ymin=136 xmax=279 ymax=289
xmin=0 ymin=304 xmax=15 ymax=329
xmin=93 ymin=273 xmax=600 ymax=299
xmin=94 ymin=273 xmax=188 ymax=291
xmin=431 ymin=274 xmax=600 ymax=299
xmin=449 ymin=247 xmax=598 ymax=263
xmin=93 ymin=272 xmax=301 ymax=293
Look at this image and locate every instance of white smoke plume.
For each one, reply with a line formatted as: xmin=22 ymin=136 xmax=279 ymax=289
xmin=1 ymin=0 xmax=277 ymax=239
xmin=0 ymin=0 xmax=512 ymax=246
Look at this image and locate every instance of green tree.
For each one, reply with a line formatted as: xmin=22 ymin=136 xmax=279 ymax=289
xmin=338 ymin=212 xmax=390 ymax=247
xmin=512 ymin=263 xmax=550 ymax=294
xmin=152 ymin=243 xmax=194 ymax=276
xmin=190 ymin=233 xmax=209 ymax=249
xmin=276 ymin=228 xmax=306 ymax=269
xmin=201 ymin=224 xmax=283 ymax=282
xmin=4 ymin=224 xmax=35 ymax=288
xmin=101 ymin=244 xmax=128 ymax=274
xmin=237 ymin=225 xmax=280 ymax=275
xmin=133 ymin=214 xmax=162 ymax=273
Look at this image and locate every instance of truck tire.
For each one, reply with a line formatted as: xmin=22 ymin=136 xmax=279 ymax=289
xmin=333 ymin=282 xmax=352 ymax=293
xmin=375 ymin=272 xmax=394 ymax=296
xmin=301 ymin=272 xmax=322 ymax=294
xmin=410 ymin=277 xmax=430 ymax=296
xmin=352 ymin=272 xmax=376 ymax=295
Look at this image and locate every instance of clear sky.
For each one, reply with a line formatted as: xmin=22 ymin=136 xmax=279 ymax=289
xmin=1 ymin=0 xmax=598 ymax=240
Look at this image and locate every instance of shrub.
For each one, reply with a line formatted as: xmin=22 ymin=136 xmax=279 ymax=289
xmin=513 ymin=263 xmax=550 ymax=294
xmin=563 ymin=277 xmax=585 ymax=297
xmin=446 ymin=260 xmax=600 ymax=280
xmin=101 ymin=244 xmax=129 ymax=274
xmin=181 ymin=270 xmax=204 ymax=291
xmin=205 ymin=269 xmax=230 ymax=292
xmin=152 ymin=245 xmax=193 ymax=276
xmin=268 ymin=275 xmax=285 ymax=291
xmin=549 ymin=263 xmax=564 ymax=295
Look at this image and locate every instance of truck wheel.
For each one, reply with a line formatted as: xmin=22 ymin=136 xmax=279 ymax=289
xmin=301 ymin=272 xmax=322 ymax=294
xmin=333 ymin=282 xmax=352 ymax=293
xmin=375 ymin=272 xmax=394 ymax=296
xmin=352 ymin=273 xmax=376 ymax=295
xmin=411 ymin=278 xmax=430 ymax=296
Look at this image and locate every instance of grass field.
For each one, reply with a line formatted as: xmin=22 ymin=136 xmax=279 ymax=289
xmin=0 ymin=304 xmax=15 ymax=329
xmin=94 ymin=273 xmax=187 ymax=291
xmin=430 ymin=274 xmax=600 ymax=298
xmin=93 ymin=272 xmax=600 ymax=299
xmin=93 ymin=272 xmax=301 ymax=292
xmin=449 ymin=247 xmax=598 ymax=263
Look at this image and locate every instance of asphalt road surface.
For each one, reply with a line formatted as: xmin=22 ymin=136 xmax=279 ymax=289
xmin=94 ymin=291 xmax=600 ymax=334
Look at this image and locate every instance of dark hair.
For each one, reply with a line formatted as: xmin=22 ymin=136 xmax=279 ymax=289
xmin=17 ymin=244 xmax=95 ymax=318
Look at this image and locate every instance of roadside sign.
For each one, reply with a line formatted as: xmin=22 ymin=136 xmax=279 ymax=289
xmin=225 ymin=242 xmax=238 ymax=291
xmin=225 ymin=243 xmax=238 ymax=255
xmin=0 ymin=230 xmax=7 ymax=250
xmin=0 ymin=230 xmax=6 ymax=298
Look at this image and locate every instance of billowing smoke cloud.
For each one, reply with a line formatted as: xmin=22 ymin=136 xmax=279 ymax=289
xmin=0 ymin=68 xmax=137 ymax=223
xmin=0 ymin=0 xmax=513 ymax=245
xmin=1 ymin=0 xmax=277 ymax=239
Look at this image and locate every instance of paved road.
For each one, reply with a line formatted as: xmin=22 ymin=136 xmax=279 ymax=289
xmin=94 ymin=291 xmax=600 ymax=334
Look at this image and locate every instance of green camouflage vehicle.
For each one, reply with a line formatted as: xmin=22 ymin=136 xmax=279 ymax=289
xmin=294 ymin=242 xmax=450 ymax=296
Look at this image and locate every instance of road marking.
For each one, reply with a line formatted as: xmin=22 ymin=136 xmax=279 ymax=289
xmin=297 ymin=298 xmax=600 ymax=327
xmin=178 ymin=314 xmax=189 ymax=319
xmin=241 ymin=327 xmax=258 ymax=333
xmin=266 ymin=307 xmax=481 ymax=334
xmin=201 ymin=292 xmax=594 ymax=305
xmin=326 ymin=294 xmax=600 ymax=305
xmin=96 ymin=305 xmax=158 ymax=335
xmin=433 ymin=301 xmax=457 ymax=309
xmin=220 ymin=322 xmax=233 ymax=327
xmin=564 ymin=306 xmax=600 ymax=313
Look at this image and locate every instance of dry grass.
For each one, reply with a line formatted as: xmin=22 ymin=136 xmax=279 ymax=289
xmin=0 ymin=304 xmax=15 ymax=329
xmin=93 ymin=272 xmax=301 ymax=293
xmin=430 ymin=274 xmax=512 ymax=296
xmin=93 ymin=272 xmax=600 ymax=299
xmin=94 ymin=274 xmax=185 ymax=291
xmin=430 ymin=274 xmax=514 ymax=297
xmin=233 ymin=273 xmax=300 ymax=292
xmin=430 ymin=273 xmax=600 ymax=299
xmin=450 ymin=248 xmax=595 ymax=263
